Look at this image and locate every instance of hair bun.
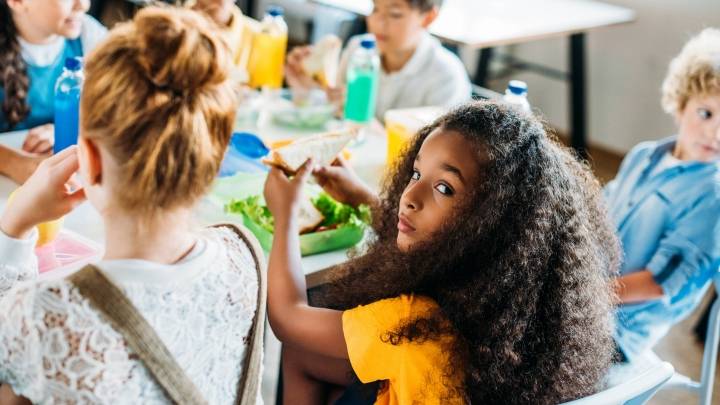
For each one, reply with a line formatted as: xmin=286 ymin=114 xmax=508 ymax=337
xmin=134 ymin=7 xmax=230 ymax=93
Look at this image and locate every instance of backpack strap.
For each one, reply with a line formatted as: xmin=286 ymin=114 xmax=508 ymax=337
xmin=68 ymin=222 xmax=267 ymax=405
xmin=69 ymin=265 xmax=209 ymax=405
xmin=212 ymin=223 xmax=267 ymax=405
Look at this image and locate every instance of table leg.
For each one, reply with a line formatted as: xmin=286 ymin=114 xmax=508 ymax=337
xmin=474 ymin=47 xmax=495 ymax=87
xmin=569 ymin=33 xmax=587 ymax=158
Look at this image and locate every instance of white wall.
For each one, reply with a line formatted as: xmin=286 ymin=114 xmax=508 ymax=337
xmin=488 ymin=0 xmax=720 ymax=154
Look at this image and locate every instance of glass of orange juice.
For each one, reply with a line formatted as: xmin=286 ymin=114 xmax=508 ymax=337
xmin=384 ymin=107 xmax=445 ymax=169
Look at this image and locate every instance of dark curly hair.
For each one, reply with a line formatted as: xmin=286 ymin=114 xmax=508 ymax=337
xmin=0 ymin=1 xmax=30 ymax=130
xmin=319 ymin=101 xmax=621 ymax=404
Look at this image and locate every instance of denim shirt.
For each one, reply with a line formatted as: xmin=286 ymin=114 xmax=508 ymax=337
xmin=604 ymin=137 xmax=720 ymax=362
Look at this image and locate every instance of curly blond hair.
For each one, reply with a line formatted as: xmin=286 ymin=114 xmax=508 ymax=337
xmin=662 ymin=28 xmax=720 ymax=114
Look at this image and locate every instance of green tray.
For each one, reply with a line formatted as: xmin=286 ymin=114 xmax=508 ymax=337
xmin=229 ymin=211 xmax=365 ymax=256
xmin=214 ymin=173 xmax=366 ymax=256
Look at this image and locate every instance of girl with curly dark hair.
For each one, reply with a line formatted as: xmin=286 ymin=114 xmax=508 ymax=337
xmin=264 ymin=101 xmax=621 ymax=404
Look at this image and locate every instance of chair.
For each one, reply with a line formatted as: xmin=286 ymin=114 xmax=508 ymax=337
xmin=560 ymin=361 xmax=674 ymax=405
xmin=655 ymin=273 xmax=720 ymax=405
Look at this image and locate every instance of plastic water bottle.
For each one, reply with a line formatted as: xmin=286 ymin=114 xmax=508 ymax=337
xmin=344 ymin=36 xmax=380 ymax=124
xmin=53 ymin=57 xmax=83 ymax=154
xmin=503 ymin=80 xmax=531 ymax=113
xmin=248 ymin=6 xmax=288 ymax=89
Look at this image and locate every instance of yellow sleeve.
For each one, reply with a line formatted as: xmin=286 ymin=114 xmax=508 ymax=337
xmin=342 ymin=295 xmax=436 ymax=384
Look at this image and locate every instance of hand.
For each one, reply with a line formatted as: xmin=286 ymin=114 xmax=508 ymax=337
xmin=22 ymin=124 xmax=54 ymax=155
xmin=263 ymin=159 xmax=314 ymax=225
xmin=285 ymin=46 xmax=317 ymax=90
xmin=0 ymin=146 xmax=86 ymax=239
xmin=4 ymin=149 xmax=45 ymax=185
xmin=312 ymin=157 xmax=377 ymax=208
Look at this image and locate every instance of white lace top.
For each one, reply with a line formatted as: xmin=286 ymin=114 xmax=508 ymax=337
xmin=0 ymin=226 xmax=261 ymax=404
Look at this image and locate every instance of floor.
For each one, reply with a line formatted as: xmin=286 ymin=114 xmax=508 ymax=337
xmin=649 ymin=290 xmax=719 ymax=405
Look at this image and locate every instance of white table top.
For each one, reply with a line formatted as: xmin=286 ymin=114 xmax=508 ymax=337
xmin=314 ymin=0 xmax=636 ymax=48
xmin=0 ymin=120 xmax=388 ymax=284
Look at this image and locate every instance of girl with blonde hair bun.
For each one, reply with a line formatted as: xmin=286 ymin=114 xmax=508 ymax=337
xmin=0 ymin=6 xmax=263 ymax=404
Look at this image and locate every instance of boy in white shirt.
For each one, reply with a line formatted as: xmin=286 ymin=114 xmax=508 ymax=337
xmin=286 ymin=0 xmax=471 ymax=120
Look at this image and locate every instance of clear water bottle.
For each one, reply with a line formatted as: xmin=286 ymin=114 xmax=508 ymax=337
xmin=53 ymin=57 xmax=83 ymax=154
xmin=248 ymin=6 xmax=288 ymax=89
xmin=344 ymin=36 xmax=380 ymax=124
xmin=503 ymin=80 xmax=531 ymax=113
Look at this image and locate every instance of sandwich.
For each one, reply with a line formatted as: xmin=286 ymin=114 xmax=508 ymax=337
xmin=297 ymin=197 xmax=325 ymax=234
xmin=226 ymin=192 xmax=371 ymax=236
xmin=262 ymin=129 xmax=357 ymax=175
xmin=303 ymin=35 xmax=342 ymax=88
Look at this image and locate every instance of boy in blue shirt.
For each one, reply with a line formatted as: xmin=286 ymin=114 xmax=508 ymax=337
xmin=605 ymin=28 xmax=720 ymax=363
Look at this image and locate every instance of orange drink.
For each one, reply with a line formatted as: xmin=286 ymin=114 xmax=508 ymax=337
xmin=384 ymin=107 xmax=445 ymax=168
xmin=247 ymin=6 xmax=287 ymax=89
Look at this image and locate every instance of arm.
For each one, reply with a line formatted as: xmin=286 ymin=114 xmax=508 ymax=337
xmin=614 ymin=270 xmax=664 ymax=304
xmin=0 ymin=147 xmax=85 ymax=297
xmin=0 ymin=145 xmax=43 ymax=185
xmin=618 ymin=190 xmax=720 ymax=305
xmin=264 ymin=162 xmax=349 ymax=359
xmin=0 ymin=227 xmax=38 ymax=298
xmin=0 ymin=384 xmax=30 ymax=405
xmin=312 ymin=157 xmax=379 ymax=209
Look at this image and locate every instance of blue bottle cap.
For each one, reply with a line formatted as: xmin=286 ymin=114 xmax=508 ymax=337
xmin=64 ymin=57 xmax=82 ymax=71
xmin=507 ymin=80 xmax=528 ymax=95
xmin=360 ymin=38 xmax=376 ymax=49
xmin=267 ymin=5 xmax=284 ymax=17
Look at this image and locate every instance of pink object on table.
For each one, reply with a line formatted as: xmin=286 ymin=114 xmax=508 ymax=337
xmin=36 ymin=230 xmax=102 ymax=274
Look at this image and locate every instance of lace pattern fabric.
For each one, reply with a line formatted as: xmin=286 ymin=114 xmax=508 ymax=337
xmin=0 ymin=227 xmax=260 ymax=404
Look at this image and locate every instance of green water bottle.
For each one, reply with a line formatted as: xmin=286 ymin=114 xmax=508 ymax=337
xmin=344 ymin=36 xmax=380 ymax=123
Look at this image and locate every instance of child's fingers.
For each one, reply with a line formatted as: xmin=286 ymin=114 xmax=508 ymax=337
xmin=30 ymin=140 xmax=53 ymax=154
xmin=51 ymin=148 xmax=81 ymax=182
xmin=66 ymin=187 xmax=87 ymax=208
xmin=45 ymin=145 xmax=78 ymax=166
xmin=332 ymin=156 xmax=349 ymax=168
xmin=22 ymin=136 xmax=38 ymax=151
xmin=267 ymin=167 xmax=290 ymax=184
xmin=293 ymin=159 xmax=314 ymax=185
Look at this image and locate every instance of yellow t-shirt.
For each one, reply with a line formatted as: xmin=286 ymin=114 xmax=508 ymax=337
xmin=342 ymin=295 xmax=465 ymax=405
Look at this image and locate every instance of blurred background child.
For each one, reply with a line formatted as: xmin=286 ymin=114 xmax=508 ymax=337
xmin=605 ymin=28 xmax=720 ymax=363
xmin=0 ymin=0 xmax=106 ymax=184
xmin=285 ymin=0 xmax=471 ymax=120
xmin=192 ymin=0 xmax=256 ymax=83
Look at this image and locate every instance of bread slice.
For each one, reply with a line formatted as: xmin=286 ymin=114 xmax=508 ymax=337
xmin=262 ymin=129 xmax=357 ymax=174
xmin=303 ymin=35 xmax=341 ymax=87
xmin=297 ymin=197 xmax=324 ymax=234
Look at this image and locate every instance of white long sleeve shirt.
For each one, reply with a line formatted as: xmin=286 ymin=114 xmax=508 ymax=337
xmin=0 ymin=226 xmax=261 ymax=404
